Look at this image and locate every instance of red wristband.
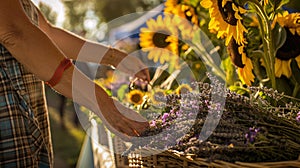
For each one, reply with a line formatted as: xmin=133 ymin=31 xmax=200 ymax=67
xmin=45 ymin=58 xmax=72 ymax=87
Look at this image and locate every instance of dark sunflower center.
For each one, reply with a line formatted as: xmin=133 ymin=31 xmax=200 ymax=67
xmin=276 ymin=27 xmax=300 ymax=60
xmin=182 ymin=6 xmax=194 ymax=22
xmin=217 ymin=0 xmax=238 ymax=26
xmin=152 ymin=31 xmax=171 ymax=48
xmin=296 ymin=17 xmax=300 ymax=24
xmin=131 ymin=94 xmax=142 ymax=103
xmin=179 ymin=87 xmax=190 ymax=94
xmin=227 ymin=38 xmax=244 ymax=68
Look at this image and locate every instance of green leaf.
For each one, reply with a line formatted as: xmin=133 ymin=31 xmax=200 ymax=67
xmin=246 ymin=3 xmax=258 ymax=13
xmin=117 ymin=84 xmax=129 ymax=100
xmin=272 ymin=23 xmax=287 ymax=53
xmin=229 ymin=84 xmax=250 ymax=96
xmin=221 ymin=57 xmax=236 ymax=85
xmin=270 ymin=0 xmax=290 ymax=10
xmin=189 ymin=0 xmax=200 ymax=7
xmin=251 ymin=50 xmax=266 ymax=81
xmin=192 ymin=29 xmax=201 ymax=45
xmin=276 ymin=77 xmax=292 ymax=96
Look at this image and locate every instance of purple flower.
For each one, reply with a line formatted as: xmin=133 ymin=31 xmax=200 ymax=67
xmin=150 ymin=120 xmax=156 ymax=127
xmin=208 ymin=102 xmax=222 ymax=111
xmin=245 ymin=127 xmax=260 ymax=144
xmin=162 ymin=113 xmax=170 ymax=122
xmin=296 ymin=111 xmax=300 ymax=123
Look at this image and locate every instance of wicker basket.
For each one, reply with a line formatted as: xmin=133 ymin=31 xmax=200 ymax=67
xmin=113 ymin=136 xmax=130 ymax=168
xmin=113 ymin=137 xmax=300 ymax=168
xmin=127 ymin=149 xmax=300 ymax=168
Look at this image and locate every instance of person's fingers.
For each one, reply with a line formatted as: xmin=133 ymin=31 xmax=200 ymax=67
xmin=133 ymin=129 xmax=140 ymax=136
xmin=104 ymin=113 xmax=148 ymax=140
xmin=104 ymin=118 xmax=135 ymax=141
xmin=144 ymin=69 xmax=150 ymax=82
xmin=128 ymin=120 xmax=149 ymax=135
xmin=114 ymin=54 xmax=150 ymax=81
xmin=135 ymin=68 xmax=150 ymax=82
xmin=118 ymin=115 xmax=149 ymax=136
xmin=108 ymin=121 xmax=148 ymax=141
xmin=114 ymin=100 xmax=148 ymax=122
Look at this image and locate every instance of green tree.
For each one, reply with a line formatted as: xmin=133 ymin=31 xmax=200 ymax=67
xmin=61 ymin=0 xmax=164 ymax=35
xmin=39 ymin=2 xmax=58 ymax=25
xmin=94 ymin=0 xmax=163 ymax=22
xmin=61 ymin=0 xmax=91 ymax=33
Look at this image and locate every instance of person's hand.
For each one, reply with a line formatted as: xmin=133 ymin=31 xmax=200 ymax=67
xmin=115 ymin=54 xmax=150 ymax=82
xmin=105 ymin=48 xmax=150 ymax=82
xmin=96 ymin=93 xmax=149 ymax=141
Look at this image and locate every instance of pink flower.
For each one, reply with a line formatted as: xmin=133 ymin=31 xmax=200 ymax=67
xmin=150 ymin=120 xmax=156 ymax=127
xmin=162 ymin=113 xmax=170 ymax=122
xmin=296 ymin=111 xmax=300 ymax=122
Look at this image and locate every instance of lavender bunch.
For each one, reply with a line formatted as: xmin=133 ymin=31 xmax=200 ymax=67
xmin=127 ymin=81 xmax=300 ymax=162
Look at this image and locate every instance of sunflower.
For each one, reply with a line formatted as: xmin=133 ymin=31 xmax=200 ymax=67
xmin=179 ymin=5 xmax=199 ymax=25
xmin=164 ymin=0 xmax=198 ymax=25
xmin=200 ymin=0 xmax=248 ymax=46
xmin=140 ymin=15 xmax=178 ymax=64
xmin=164 ymin=0 xmax=180 ymax=14
xmin=174 ymin=14 xmax=198 ymax=41
xmin=276 ymin=13 xmax=300 ymax=36
xmin=127 ymin=89 xmax=145 ymax=106
xmin=228 ymin=39 xmax=255 ymax=85
xmin=274 ymin=13 xmax=300 ymax=78
xmin=175 ymin=84 xmax=193 ymax=95
xmin=150 ymin=88 xmax=167 ymax=105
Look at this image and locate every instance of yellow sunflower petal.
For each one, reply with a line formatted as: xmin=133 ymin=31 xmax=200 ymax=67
xmin=160 ymin=50 xmax=167 ymax=64
xmin=239 ymin=6 xmax=247 ymax=14
xmin=282 ymin=60 xmax=292 ymax=78
xmin=235 ymin=12 xmax=243 ymax=20
xmin=147 ymin=50 xmax=155 ymax=60
xmin=275 ymin=58 xmax=283 ymax=77
xmin=232 ymin=3 xmax=238 ymax=11
xmin=154 ymin=50 xmax=162 ymax=63
xmin=297 ymin=29 xmax=300 ymax=36
xmin=200 ymin=0 xmax=213 ymax=8
xmin=295 ymin=56 xmax=300 ymax=68
xmin=290 ymin=28 xmax=296 ymax=35
xmin=222 ymin=0 xmax=227 ymax=7
xmin=238 ymin=68 xmax=248 ymax=85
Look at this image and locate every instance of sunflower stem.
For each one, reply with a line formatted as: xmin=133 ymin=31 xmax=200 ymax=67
xmin=245 ymin=0 xmax=277 ymax=90
xmin=191 ymin=43 xmax=226 ymax=81
xmin=292 ymin=82 xmax=300 ymax=98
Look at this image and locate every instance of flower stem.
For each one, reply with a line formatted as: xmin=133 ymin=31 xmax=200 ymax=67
xmin=244 ymin=0 xmax=277 ymax=90
xmin=191 ymin=44 xmax=226 ymax=81
xmin=292 ymin=82 xmax=300 ymax=98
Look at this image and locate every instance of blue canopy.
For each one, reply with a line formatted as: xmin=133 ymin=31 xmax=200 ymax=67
xmin=108 ymin=4 xmax=164 ymax=43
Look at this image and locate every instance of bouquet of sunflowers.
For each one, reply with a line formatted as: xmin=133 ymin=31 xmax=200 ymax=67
xmin=137 ymin=0 xmax=300 ymax=99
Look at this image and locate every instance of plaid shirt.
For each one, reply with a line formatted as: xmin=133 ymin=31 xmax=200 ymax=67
xmin=0 ymin=0 xmax=53 ymax=167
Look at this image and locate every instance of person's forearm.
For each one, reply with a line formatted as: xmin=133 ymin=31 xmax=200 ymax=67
xmin=4 ymin=23 xmax=66 ymax=81
xmin=54 ymin=64 xmax=110 ymax=115
xmin=2 ymin=18 xmax=107 ymax=113
xmin=37 ymin=9 xmax=150 ymax=81
xmin=38 ymin=10 xmax=122 ymax=66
